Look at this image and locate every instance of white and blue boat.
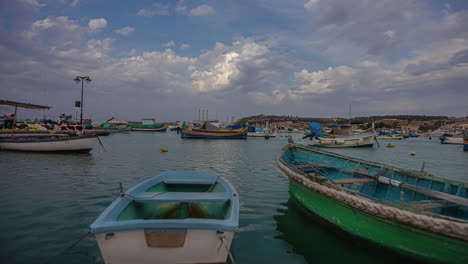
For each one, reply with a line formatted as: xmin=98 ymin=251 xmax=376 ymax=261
xmin=91 ymin=171 xmax=239 ymax=264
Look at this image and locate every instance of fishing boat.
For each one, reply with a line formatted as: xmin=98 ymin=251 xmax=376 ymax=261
xmin=94 ymin=118 xmax=131 ymax=132
xmin=0 ymin=100 xmax=97 ymax=153
xmin=276 ymin=143 xmax=468 ymax=264
xmin=90 ymin=170 xmax=239 ymax=264
xmin=190 ymin=122 xmax=246 ymax=134
xmin=181 ymin=128 xmax=248 ymax=139
xmin=379 ymin=134 xmax=404 ymax=140
xmin=0 ymin=134 xmax=96 ymax=152
xmin=130 ymin=119 xmax=167 ymax=132
xmin=131 ymin=125 xmax=168 ymax=132
xmin=440 ymin=134 xmax=464 ymax=144
xmin=464 ymin=135 xmax=468 ymax=151
xmin=308 ymin=131 xmax=375 ymax=147
xmin=305 ymin=122 xmax=375 ymax=147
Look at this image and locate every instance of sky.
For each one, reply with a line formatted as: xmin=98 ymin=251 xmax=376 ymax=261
xmin=0 ymin=0 xmax=467 ymax=122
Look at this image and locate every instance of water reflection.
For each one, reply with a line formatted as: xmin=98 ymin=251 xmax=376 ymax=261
xmin=274 ymin=197 xmax=424 ymax=264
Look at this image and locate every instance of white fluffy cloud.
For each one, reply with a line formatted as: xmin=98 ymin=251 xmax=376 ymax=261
xmin=190 ymin=40 xmax=278 ymax=93
xmin=161 ymin=40 xmax=176 ymax=47
xmin=137 ymin=3 xmax=169 ymax=16
xmin=88 ymin=18 xmax=107 ymax=32
xmin=114 ymin=26 xmax=134 ymax=36
xmin=190 ymin=5 xmax=215 ymax=16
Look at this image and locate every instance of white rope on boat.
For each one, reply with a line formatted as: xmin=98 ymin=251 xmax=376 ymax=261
xmin=276 ymin=145 xmax=468 ymax=242
xmin=217 ymin=231 xmax=236 ymax=264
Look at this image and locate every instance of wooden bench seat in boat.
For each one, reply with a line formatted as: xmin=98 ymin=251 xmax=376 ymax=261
xmin=129 ymin=192 xmax=230 ymax=203
xmin=332 ymin=178 xmax=374 ymax=185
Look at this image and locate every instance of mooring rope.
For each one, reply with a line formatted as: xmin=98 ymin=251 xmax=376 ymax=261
xmin=96 ymin=136 xmax=106 ymax=152
xmin=41 ymin=230 xmax=91 ymax=264
xmin=217 ymin=232 xmax=236 ymax=264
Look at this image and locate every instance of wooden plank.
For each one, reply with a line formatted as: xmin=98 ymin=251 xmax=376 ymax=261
xmin=333 ymin=178 xmax=374 ymax=184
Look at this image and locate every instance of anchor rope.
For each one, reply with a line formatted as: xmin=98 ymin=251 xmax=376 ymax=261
xmin=276 ymin=145 xmax=468 ymax=242
xmin=41 ymin=230 xmax=91 ymax=264
xmin=222 ymin=237 xmax=236 ymax=264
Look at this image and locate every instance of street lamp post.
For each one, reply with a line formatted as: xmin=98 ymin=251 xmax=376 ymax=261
xmin=74 ymin=76 xmax=91 ymax=125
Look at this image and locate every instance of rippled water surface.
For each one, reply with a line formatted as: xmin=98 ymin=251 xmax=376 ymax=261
xmin=1 ymin=133 xmax=467 ymax=264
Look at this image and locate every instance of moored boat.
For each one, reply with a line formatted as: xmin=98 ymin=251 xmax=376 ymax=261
xmin=464 ymin=135 xmax=468 ymax=151
xmin=0 ymin=134 xmax=96 ymax=152
xmin=379 ymin=134 xmax=404 ymax=140
xmin=440 ymin=134 xmax=464 ymax=144
xmin=308 ymin=131 xmax=375 ymax=147
xmin=131 ymin=125 xmax=168 ymax=132
xmin=181 ymin=128 xmax=248 ymax=139
xmin=305 ymin=122 xmax=375 ymax=147
xmin=94 ymin=118 xmax=131 ymax=132
xmin=130 ymin=119 xmax=167 ymax=132
xmin=90 ymin=170 xmax=239 ymax=264
xmin=276 ymin=143 xmax=468 ymax=264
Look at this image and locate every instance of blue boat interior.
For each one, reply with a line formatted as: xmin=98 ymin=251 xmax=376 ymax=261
xmin=118 ymin=182 xmax=231 ymax=220
xmin=90 ymin=171 xmax=239 ymax=233
xmin=282 ymin=146 xmax=468 ymax=222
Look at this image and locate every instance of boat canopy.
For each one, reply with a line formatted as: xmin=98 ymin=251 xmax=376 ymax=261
xmin=0 ymin=100 xmax=51 ymax=109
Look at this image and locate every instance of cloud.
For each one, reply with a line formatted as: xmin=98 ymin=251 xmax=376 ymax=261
xmin=190 ymin=5 xmax=215 ymax=16
xmin=176 ymin=0 xmax=187 ymax=15
xmin=114 ymin=26 xmax=134 ymax=36
xmin=88 ymin=18 xmax=107 ymax=32
xmin=303 ymin=0 xmax=415 ymax=55
xmin=137 ymin=3 xmax=169 ymax=17
xmin=180 ymin=43 xmax=190 ymax=50
xmin=161 ymin=40 xmax=176 ymax=47
xmin=70 ymin=0 xmax=79 ymax=7
xmin=190 ymin=39 xmax=283 ymax=93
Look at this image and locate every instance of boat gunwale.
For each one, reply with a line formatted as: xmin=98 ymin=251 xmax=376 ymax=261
xmin=276 ymin=144 xmax=468 ymax=242
xmin=0 ymin=134 xmax=97 ymax=143
xmin=292 ymin=144 xmax=468 ymax=186
xmin=90 ymin=171 xmax=239 ymax=234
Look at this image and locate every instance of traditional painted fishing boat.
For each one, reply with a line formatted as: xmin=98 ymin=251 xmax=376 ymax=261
xmin=94 ymin=118 xmax=131 ymax=132
xmin=308 ymin=131 xmax=376 ymax=147
xmin=90 ymin=171 xmax=239 ymax=264
xmin=440 ymin=134 xmax=464 ymax=144
xmin=379 ymin=134 xmax=404 ymax=140
xmin=0 ymin=134 xmax=96 ymax=152
xmin=276 ymin=143 xmax=468 ymax=264
xmin=181 ymin=128 xmax=248 ymax=139
xmin=464 ymin=135 xmax=468 ymax=151
xmin=305 ymin=122 xmax=375 ymax=147
xmin=130 ymin=119 xmax=167 ymax=132
xmin=131 ymin=125 xmax=168 ymax=132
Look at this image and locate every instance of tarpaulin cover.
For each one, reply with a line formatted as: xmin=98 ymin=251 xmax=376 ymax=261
xmin=308 ymin=122 xmax=322 ymax=137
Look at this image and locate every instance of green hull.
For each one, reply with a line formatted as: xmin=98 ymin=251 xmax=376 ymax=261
xmin=289 ymin=178 xmax=468 ymax=264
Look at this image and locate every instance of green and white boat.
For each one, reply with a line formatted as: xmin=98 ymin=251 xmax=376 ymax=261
xmin=277 ymin=143 xmax=468 ymax=264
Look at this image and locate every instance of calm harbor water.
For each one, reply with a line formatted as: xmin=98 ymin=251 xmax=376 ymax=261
xmin=1 ymin=132 xmax=467 ymax=264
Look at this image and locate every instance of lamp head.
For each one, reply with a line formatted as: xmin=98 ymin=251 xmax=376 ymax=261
xmin=85 ymin=76 xmax=91 ymax=83
xmin=74 ymin=77 xmax=80 ymax=84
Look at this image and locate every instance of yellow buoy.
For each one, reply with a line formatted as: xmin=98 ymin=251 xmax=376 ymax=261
xmin=160 ymin=147 xmax=168 ymax=152
xmin=387 ymin=143 xmax=395 ymax=148
xmin=410 ymin=152 xmax=415 ymax=156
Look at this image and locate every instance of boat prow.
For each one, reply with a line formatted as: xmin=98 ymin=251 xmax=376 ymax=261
xmin=91 ymin=170 xmax=239 ymax=264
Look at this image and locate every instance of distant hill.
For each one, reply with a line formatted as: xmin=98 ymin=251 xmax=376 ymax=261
xmin=237 ymin=114 xmax=449 ymax=125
